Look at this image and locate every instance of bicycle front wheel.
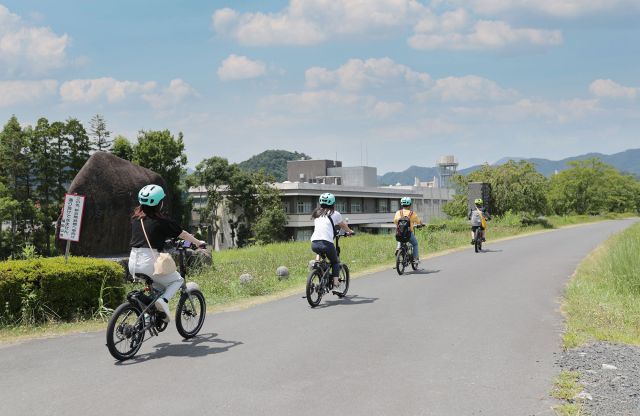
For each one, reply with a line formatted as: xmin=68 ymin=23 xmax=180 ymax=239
xmin=396 ymin=250 xmax=405 ymax=275
xmin=106 ymin=303 xmax=145 ymax=361
xmin=306 ymin=269 xmax=323 ymax=307
xmin=475 ymin=230 xmax=482 ymax=253
xmin=176 ymin=290 xmax=206 ymax=339
xmin=335 ymin=264 xmax=350 ymax=298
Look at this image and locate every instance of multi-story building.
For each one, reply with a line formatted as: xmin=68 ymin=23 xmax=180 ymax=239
xmin=189 ymin=159 xmax=455 ymax=249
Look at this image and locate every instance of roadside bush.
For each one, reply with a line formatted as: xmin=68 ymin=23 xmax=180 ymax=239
xmin=0 ymin=257 xmax=125 ymax=325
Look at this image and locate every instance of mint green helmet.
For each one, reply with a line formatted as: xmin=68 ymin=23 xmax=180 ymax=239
xmin=138 ymin=184 xmax=166 ymax=207
xmin=319 ymin=193 xmax=336 ymax=206
xmin=400 ymin=197 xmax=412 ymax=206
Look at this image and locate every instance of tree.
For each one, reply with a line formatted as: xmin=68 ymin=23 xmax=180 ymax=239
xmin=548 ymin=158 xmax=640 ymax=215
xmin=0 ymin=116 xmax=31 ymax=257
xmin=65 ymin=118 xmax=91 ymax=181
xmin=188 ymin=156 xmax=232 ymax=247
xmin=111 ymin=135 xmax=133 ymax=161
xmin=89 ymin=114 xmax=112 ymax=152
xmin=132 ymin=130 xmax=188 ymax=222
xmin=237 ymin=149 xmax=311 ymax=182
xmin=253 ymin=179 xmax=287 ymax=244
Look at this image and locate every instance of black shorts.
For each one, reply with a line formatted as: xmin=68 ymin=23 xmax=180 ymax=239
xmin=471 ymin=225 xmax=485 ymax=231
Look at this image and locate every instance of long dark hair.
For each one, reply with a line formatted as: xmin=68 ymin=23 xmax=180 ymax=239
xmin=311 ymin=204 xmax=335 ymax=219
xmin=132 ymin=203 xmax=167 ymax=220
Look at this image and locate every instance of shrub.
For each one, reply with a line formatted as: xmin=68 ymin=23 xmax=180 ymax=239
xmin=0 ymin=257 xmax=125 ymax=325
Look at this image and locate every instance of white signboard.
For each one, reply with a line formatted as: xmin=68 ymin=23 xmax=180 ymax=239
xmin=59 ymin=194 xmax=85 ymax=242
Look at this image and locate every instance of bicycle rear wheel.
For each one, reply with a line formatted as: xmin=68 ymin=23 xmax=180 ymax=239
xmin=306 ymin=269 xmax=324 ymax=307
xmin=475 ymin=230 xmax=482 ymax=253
xmin=106 ymin=303 xmax=145 ymax=361
xmin=176 ymin=289 xmax=206 ymax=339
xmin=334 ymin=264 xmax=350 ymax=298
xmin=396 ymin=249 xmax=405 ymax=275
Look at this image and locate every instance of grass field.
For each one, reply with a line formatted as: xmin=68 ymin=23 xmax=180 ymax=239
xmin=563 ymin=220 xmax=640 ymax=348
xmin=0 ymin=213 xmax=630 ymax=342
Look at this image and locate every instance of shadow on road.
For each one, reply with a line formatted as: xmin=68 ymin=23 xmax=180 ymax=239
xmin=403 ymin=269 xmax=440 ymax=276
xmin=478 ymin=248 xmax=503 ymax=253
xmin=317 ymin=295 xmax=379 ymax=308
xmin=115 ymin=333 xmax=243 ymax=365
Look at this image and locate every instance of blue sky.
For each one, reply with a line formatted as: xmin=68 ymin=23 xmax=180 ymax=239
xmin=1 ymin=0 xmax=639 ymax=173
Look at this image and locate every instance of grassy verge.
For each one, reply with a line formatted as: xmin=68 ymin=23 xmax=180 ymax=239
xmin=552 ymin=371 xmax=584 ymax=416
xmin=562 ymin=220 xmax=640 ymax=348
xmin=0 ymin=213 xmax=631 ymax=343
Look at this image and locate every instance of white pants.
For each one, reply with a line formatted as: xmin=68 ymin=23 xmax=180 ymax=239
xmin=128 ymin=248 xmax=183 ymax=301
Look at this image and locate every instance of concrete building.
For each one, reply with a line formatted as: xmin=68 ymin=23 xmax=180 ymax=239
xmin=189 ymin=159 xmax=456 ymax=248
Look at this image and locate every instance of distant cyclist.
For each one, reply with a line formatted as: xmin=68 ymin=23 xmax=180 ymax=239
xmin=393 ymin=197 xmax=424 ymax=261
xmin=129 ymin=184 xmax=206 ymax=322
xmin=310 ymin=193 xmax=354 ymax=291
xmin=469 ymin=198 xmax=490 ymax=244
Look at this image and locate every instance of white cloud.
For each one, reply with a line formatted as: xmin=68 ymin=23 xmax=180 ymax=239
xmin=260 ymin=90 xmax=401 ymax=119
xmin=0 ymin=4 xmax=70 ymax=75
xmin=454 ymin=0 xmax=640 ymax=18
xmin=60 ymin=77 xmax=156 ymax=103
xmin=305 ymin=57 xmax=431 ymax=91
xmin=0 ymin=79 xmax=57 ymax=107
xmin=421 ymin=75 xmax=518 ymax=102
xmin=589 ymin=79 xmax=638 ymax=100
xmin=142 ymin=79 xmax=196 ymax=110
xmin=217 ymin=54 xmax=266 ymax=81
xmin=409 ymin=19 xmax=562 ymax=50
xmin=212 ymin=0 xmax=426 ymax=46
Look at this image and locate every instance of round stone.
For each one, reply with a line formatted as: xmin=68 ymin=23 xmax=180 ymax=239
xmin=239 ymin=273 xmax=253 ymax=284
xmin=276 ymin=266 xmax=289 ymax=280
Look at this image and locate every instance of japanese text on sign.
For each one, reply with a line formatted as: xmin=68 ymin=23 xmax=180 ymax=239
xmin=59 ymin=194 xmax=85 ymax=242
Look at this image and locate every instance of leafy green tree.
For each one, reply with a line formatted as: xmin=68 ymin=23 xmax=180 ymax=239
xmin=548 ymin=158 xmax=640 ymax=215
xmin=0 ymin=116 xmax=32 ymax=257
xmin=111 ymin=135 xmax=133 ymax=161
xmin=30 ymin=118 xmax=61 ymax=255
xmin=65 ymin=118 xmax=91 ymax=181
xmin=253 ymin=179 xmax=287 ymax=244
xmin=132 ymin=129 xmax=188 ymax=222
xmin=89 ymin=114 xmax=112 ymax=152
xmin=443 ymin=160 xmax=548 ymax=217
xmin=188 ymin=156 xmax=232 ymax=247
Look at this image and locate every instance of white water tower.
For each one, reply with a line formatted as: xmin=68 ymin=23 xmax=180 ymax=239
xmin=437 ymin=155 xmax=458 ymax=189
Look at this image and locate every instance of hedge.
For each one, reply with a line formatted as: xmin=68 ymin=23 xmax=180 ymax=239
xmin=0 ymin=257 xmax=126 ymax=324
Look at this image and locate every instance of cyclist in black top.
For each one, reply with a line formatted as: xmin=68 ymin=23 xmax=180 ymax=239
xmin=128 ymin=184 xmax=205 ymax=322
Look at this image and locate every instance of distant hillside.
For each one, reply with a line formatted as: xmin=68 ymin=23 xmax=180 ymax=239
xmin=380 ymin=148 xmax=640 ymax=185
xmin=378 ymin=166 xmax=440 ymax=185
xmin=238 ymin=150 xmax=311 ymax=182
xmin=459 ymin=149 xmax=640 ymax=177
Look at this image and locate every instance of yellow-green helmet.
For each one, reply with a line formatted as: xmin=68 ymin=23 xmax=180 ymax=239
xmin=474 ymin=198 xmax=483 ymax=205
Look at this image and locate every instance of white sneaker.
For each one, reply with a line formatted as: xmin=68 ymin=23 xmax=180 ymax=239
xmin=333 ymin=280 xmax=343 ymax=293
xmin=155 ymin=298 xmax=171 ymax=322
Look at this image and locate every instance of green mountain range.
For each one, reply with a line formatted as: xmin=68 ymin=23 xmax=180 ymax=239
xmin=379 ymin=148 xmax=640 ymax=185
xmin=238 ymin=149 xmax=311 ymax=182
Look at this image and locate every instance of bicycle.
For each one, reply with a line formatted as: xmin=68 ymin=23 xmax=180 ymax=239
xmin=306 ymin=230 xmax=354 ymax=307
xmin=106 ymin=239 xmax=209 ymax=361
xmin=472 ymin=227 xmax=483 ymax=253
xmin=395 ymin=224 xmax=424 ymax=275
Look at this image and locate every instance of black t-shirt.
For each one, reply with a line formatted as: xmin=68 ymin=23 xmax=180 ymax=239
xmin=130 ymin=216 xmax=183 ymax=251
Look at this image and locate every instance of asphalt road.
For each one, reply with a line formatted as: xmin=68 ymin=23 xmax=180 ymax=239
xmin=0 ymin=219 xmax=635 ymax=416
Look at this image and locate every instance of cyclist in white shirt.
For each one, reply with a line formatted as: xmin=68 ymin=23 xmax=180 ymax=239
xmin=310 ymin=193 xmax=354 ymax=290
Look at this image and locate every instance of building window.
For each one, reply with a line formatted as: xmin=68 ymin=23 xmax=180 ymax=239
xmin=351 ymin=200 xmax=362 ymax=213
xmin=377 ymin=199 xmax=388 ymax=213
xmin=390 ymin=200 xmax=399 ymax=212
xmin=282 ymin=201 xmax=290 ymax=214
xmin=295 ymin=228 xmax=313 ymax=241
xmin=297 ymin=200 xmax=312 ymax=214
xmin=336 ymin=200 xmax=348 ymax=213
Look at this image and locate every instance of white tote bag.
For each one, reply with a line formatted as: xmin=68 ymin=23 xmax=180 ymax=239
xmin=140 ymin=219 xmax=177 ymax=276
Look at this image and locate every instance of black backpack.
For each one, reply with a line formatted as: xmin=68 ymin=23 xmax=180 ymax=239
xmin=395 ymin=210 xmax=412 ymax=243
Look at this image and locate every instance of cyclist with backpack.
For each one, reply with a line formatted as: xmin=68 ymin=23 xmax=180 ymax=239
xmin=469 ymin=198 xmax=491 ymax=244
xmin=393 ymin=197 xmax=424 ymax=261
xmin=310 ymin=193 xmax=354 ymax=291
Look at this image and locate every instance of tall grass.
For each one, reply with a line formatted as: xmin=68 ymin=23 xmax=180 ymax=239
xmin=563 ymin=221 xmax=640 ymax=348
xmin=190 ymin=214 xmax=626 ymax=308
